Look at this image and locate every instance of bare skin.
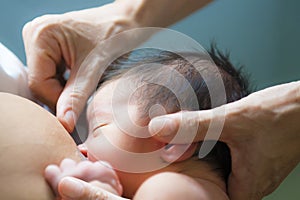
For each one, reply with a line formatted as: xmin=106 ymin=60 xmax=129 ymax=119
xmin=22 ymin=0 xmax=211 ymax=133
xmin=0 ymin=93 xmax=81 ymax=200
xmin=149 ymin=81 xmax=300 ymax=199
xmin=46 ymin=79 xmax=229 ymax=200
xmin=22 ymin=0 xmax=300 ymax=199
xmin=0 ymin=93 xmax=121 ymax=200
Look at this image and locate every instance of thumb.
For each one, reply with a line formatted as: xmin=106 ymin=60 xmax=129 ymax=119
xmin=149 ymin=106 xmax=227 ymax=144
xmin=227 ymin=174 xmax=263 ymax=200
xmin=56 ymin=45 xmax=108 ymax=132
xmin=56 ymin=78 xmax=92 ymax=133
xmin=58 ymin=177 xmax=125 ymax=200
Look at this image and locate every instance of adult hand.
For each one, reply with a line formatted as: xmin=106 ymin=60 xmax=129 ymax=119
xmin=149 ymin=81 xmax=300 ymax=200
xmin=22 ymin=0 xmax=211 ymax=133
xmin=22 ymin=1 xmax=143 ymax=132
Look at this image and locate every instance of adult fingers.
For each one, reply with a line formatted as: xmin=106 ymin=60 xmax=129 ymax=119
xmin=225 ymin=145 xmax=263 ymax=200
xmin=55 ymin=28 xmax=146 ymax=132
xmin=58 ymin=177 xmax=127 ymax=200
xmin=56 ymin=44 xmax=106 ymax=132
xmin=27 ymin=51 xmax=63 ymax=110
xmin=23 ymin=18 xmax=65 ymax=110
xmin=227 ymin=174 xmax=262 ymax=200
xmin=149 ymin=105 xmax=229 ymax=144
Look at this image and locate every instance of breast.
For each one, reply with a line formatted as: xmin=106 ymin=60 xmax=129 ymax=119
xmin=0 ymin=93 xmax=82 ymax=200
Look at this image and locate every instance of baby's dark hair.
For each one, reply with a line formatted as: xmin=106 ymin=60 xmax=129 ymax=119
xmin=98 ymin=46 xmax=251 ymax=182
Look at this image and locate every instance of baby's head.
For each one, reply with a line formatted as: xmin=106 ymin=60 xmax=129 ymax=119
xmin=96 ymin=47 xmax=249 ymax=122
xmin=85 ymin=47 xmax=250 ymax=196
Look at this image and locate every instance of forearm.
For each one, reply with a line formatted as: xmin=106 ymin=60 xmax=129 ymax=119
xmin=58 ymin=0 xmax=212 ymax=46
xmin=115 ymin=0 xmax=213 ymax=27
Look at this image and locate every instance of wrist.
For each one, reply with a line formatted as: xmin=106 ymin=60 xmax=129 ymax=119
xmin=62 ymin=2 xmax=141 ymax=29
xmin=114 ymin=0 xmax=171 ymax=27
xmin=113 ymin=0 xmax=150 ymax=27
xmin=114 ymin=0 xmax=213 ymax=27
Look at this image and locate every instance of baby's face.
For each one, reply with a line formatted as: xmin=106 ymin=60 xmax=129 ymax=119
xmin=85 ymin=79 xmax=173 ymax=196
xmin=85 ymin=79 xmax=166 ymax=170
xmin=84 ymin=79 xmax=225 ymax=197
xmin=84 ymin=77 xmax=207 ymax=197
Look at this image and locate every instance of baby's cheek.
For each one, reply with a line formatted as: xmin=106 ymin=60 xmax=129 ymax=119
xmin=85 ymin=132 xmax=119 ymax=162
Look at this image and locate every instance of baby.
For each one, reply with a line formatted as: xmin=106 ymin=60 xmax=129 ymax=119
xmin=0 ymin=43 xmax=250 ymax=199
xmin=46 ymin=47 xmax=250 ymax=199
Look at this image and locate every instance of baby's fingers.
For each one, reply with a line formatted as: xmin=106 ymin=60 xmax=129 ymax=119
xmin=45 ymin=164 xmax=62 ymax=194
xmin=58 ymin=177 xmax=128 ymax=200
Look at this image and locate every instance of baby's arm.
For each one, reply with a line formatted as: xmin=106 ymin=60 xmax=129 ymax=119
xmin=45 ymin=158 xmax=123 ymax=198
xmin=134 ymin=172 xmax=229 ymax=200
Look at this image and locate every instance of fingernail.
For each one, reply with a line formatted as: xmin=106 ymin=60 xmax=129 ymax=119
xmin=63 ymin=110 xmax=77 ymax=132
xmin=149 ymin=117 xmax=176 ymax=137
xmin=60 ymin=177 xmax=84 ymax=198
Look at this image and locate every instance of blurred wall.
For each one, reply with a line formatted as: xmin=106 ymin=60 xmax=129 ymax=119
xmin=0 ymin=0 xmax=299 ymax=199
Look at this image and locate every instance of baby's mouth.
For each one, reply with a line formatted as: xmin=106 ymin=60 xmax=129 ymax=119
xmin=77 ymin=143 xmax=88 ymax=158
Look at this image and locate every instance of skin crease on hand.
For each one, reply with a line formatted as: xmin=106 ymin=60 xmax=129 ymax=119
xmin=0 ymin=92 xmax=82 ymax=200
xmin=149 ymin=81 xmax=300 ymax=200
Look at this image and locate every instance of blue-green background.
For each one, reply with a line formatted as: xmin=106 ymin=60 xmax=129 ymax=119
xmin=0 ymin=0 xmax=299 ymax=199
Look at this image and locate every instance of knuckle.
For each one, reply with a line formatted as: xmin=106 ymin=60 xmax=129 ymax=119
xmin=90 ymin=189 xmax=108 ymax=200
xmin=22 ymin=22 xmax=31 ymax=38
xmin=253 ymin=191 xmax=264 ymax=200
xmin=23 ymin=14 xmax=60 ymax=41
xmin=184 ymin=111 xmax=199 ymax=129
xmin=27 ymin=77 xmax=40 ymax=93
xmin=69 ymin=90 xmax=90 ymax=103
xmin=31 ymin=14 xmax=58 ymax=26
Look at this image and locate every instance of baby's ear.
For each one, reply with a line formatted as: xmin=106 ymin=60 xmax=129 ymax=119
xmin=160 ymin=143 xmax=198 ymax=163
